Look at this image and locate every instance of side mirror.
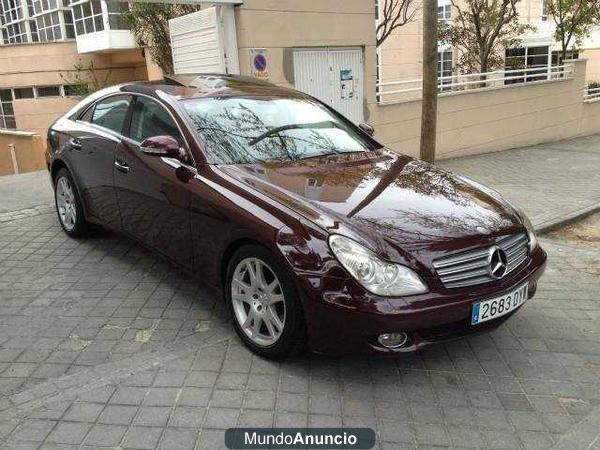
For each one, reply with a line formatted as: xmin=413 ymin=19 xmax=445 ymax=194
xmin=140 ymin=135 xmax=183 ymax=159
xmin=358 ymin=122 xmax=375 ymax=136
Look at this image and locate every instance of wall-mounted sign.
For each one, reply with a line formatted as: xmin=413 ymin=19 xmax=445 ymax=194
xmin=250 ymin=48 xmax=269 ymax=80
xmin=340 ymin=69 xmax=355 ymax=99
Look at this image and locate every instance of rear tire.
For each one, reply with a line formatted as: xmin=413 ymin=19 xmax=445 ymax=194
xmin=225 ymin=244 xmax=306 ymax=359
xmin=54 ymin=168 xmax=89 ymax=238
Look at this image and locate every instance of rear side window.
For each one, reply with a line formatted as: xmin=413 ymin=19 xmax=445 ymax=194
xmin=128 ymin=96 xmax=181 ymax=143
xmin=79 ymin=105 xmax=94 ymax=122
xmin=91 ymin=95 xmax=131 ymax=134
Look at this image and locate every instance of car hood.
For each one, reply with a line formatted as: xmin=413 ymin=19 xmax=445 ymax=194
xmin=217 ymin=151 xmax=523 ymax=269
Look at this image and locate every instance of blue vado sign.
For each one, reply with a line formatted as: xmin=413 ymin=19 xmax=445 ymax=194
xmin=250 ymin=48 xmax=269 ymax=80
xmin=225 ymin=428 xmax=376 ymax=449
xmin=254 ymin=54 xmax=267 ymax=72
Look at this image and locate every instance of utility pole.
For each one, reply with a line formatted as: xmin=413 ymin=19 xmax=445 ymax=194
xmin=420 ymin=0 xmax=438 ymax=163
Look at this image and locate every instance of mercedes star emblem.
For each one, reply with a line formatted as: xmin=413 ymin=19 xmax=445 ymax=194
xmin=487 ymin=246 xmax=508 ymax=279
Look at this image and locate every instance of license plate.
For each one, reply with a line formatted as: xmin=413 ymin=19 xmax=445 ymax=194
xmin=471 ymin=283 xmax=529 ymax=325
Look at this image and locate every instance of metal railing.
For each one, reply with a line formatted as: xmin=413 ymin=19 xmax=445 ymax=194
xmin=377 ymin=64 xmax=574 ymax=104
xmin=584 ymin=86 xmax=600 ymax=102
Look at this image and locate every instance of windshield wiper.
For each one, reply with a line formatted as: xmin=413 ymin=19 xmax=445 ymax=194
xmin=293 ymin=149 xmax=369 ymax=161
xmin=248 ymin=121 xmax=341 ymax=146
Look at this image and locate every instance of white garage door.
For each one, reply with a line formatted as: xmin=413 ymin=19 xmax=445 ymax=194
xmin=169 ymin=7 xmax=225 ymax=74
xmin=293 ymin=48 xmax=364 ymax=124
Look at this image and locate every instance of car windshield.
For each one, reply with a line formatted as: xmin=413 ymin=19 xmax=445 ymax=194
xmin=181 ymin=96 xmax=380 ymax=164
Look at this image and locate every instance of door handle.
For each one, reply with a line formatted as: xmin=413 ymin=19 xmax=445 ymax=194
xmin=114 ymin=159 xmax=130 ymax=173
xmin=70 ymin=138 xmax=82 ymax=150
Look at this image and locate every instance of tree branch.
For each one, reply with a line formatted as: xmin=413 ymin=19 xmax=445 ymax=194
xmin=376 ymin=0 xmax=418 ymax=47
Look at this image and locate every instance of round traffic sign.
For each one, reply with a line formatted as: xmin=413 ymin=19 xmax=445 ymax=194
xmin=253 ymin=54 xmax=267 ymax=72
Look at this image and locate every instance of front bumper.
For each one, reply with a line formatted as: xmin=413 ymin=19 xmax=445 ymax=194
xmin=297 ymin=247 xmax=547 ymax=356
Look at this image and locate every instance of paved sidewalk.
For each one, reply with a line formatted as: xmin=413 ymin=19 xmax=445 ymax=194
xmin=440 ymin=134 xmax=600 ymax=231
xmin=0 ymin=135 xmax=598 ymax=449
xmin=0 ymin=213 xmax=598 ymax=450
xmin=0 ymin=170 xmax=52 ymax=214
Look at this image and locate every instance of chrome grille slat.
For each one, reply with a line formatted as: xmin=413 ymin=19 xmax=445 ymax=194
xmin=445 ymin=276 xmax=494 ymax=289
xmin=436 ymin=258 xmax=489 ymax=276
xmin=502 ymin=236 xmax=528 ymax=252
xmin=498 ymin=233 xmax=527 ymax=248
xmin=508 ymin=247 xmax=527 ymax=259
xmin=432 ymin=248 xmax=490 ymax=268
xmin=441 ymin=268 xmax=490 ymax=283
xmin=508 ymin=252 xmax=528 ymax=270
xmin=433 ymin=233 xmax=529 ymax=289
xmin=505 ymin=245 xmax=525 ymax=258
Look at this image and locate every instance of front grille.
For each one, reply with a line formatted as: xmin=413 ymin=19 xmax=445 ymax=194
xmin=433 ymin=233 xmax=529 ymax=289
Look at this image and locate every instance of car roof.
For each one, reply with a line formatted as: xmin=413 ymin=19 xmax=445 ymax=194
xmin=117 ymin=73 xmax=308 ymax=101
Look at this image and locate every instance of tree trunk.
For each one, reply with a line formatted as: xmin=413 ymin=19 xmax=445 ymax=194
xmin=420 ymin=0 xmax=438 ymax=163
xmin=480 ymin=60 xmax=488 ymax=89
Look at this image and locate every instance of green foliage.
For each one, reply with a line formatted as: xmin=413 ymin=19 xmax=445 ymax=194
xmin=60 ymin=60 xmax=112 ymax=96
xmin=438 ymin=0 xmax=534 ymax=73
xmin=123 ymin=3 xmax=200 ymax=75
xmin=589 ymin=80 xmax=600 ymax=89
xmin=547 ymin=0 xmax=600 ymax=60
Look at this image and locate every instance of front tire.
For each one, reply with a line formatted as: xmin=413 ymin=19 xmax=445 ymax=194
xmin=225 ymin=245 xmax=306 ymax=359
xmin=54 ymin=168 xmax=89 ymax=238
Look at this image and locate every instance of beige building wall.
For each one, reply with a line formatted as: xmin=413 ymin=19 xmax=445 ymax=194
xmin=379 ymin=11 xmax=423 ymax=82
xmin=13 ymin=97 xmax=81 ymax=138
xmin=516 ymin=0 xmax=545 ymax=24
xmin=0 ymin=41 xmax=148 ymax=134
xmin=0 ymin=130 xmax=46 ymax=176
xmin=370 ymin=59 xmax=600 ymax=159
xmin=0 ymin=41 xmax=147 ymax=89
xmin=144 ymin=48 xmax=165 ymax=81
xmin=234 ymin=0 xmax=377 ymax=102
xmin=581 ymin=49 xmax=600 ymax=83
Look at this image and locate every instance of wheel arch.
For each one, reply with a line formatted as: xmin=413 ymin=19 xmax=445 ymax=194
xmin=50 ymin=158 xmax=89 ymax=221
xmin=220 ymin=236 xmax=308 ymax=358
xmin=220 ymin=237 xmax=264 ymax=290
xmin=50 ymin=158 xmax=68 ymax=183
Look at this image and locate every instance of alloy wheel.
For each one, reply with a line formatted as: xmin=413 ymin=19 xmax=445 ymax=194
xmin=231 ymin=257 xmax=286 ymax=347
xmin=56 ymin=176 xmax=77 ymax=231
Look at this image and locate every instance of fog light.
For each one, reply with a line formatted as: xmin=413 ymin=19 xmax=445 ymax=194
xmin=378 ymin=332 xmax=408 ymax=348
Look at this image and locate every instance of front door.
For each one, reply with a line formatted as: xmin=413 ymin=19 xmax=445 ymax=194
xmin=113 ymin=95 xmax=194 ymax=269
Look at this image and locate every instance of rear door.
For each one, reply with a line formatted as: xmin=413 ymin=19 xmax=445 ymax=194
xmin=114 ymin=95 xmax=194 ymax=269
xmin=70 ymin=95 xmax=131 ymax=229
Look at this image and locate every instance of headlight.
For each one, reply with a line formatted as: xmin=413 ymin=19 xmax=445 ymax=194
xmin=328 ymin=234 xmax=428 ymax=296
xmin=515 ymin=208 xmax=538 ymax=252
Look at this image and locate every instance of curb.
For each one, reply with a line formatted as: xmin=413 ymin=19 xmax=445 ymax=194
xmin=535 ymin=203 xmax=600 ymax=234
xmin=0 ymin=204 xmax=54 ymax=223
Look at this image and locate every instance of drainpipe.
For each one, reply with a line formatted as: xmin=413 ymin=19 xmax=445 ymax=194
xmin=220 ymin=4 xmax=240 ymax=75
xmin=8 ymin=143 xmax=19 ymax=174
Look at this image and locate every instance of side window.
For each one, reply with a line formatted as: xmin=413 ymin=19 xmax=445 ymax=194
xmin=91 ymin=95 xmax=131 ymax=134
xmin=128 ymin=96 xmax=182 ymax=143
xmin=79 ymin=104 xmax=95 ymax=122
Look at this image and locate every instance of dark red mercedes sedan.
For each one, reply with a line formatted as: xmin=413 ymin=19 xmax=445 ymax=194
xmin=46 ymin=74 xmax=546 ymax=358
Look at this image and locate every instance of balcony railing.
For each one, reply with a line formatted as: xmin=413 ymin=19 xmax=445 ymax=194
xmin=377 ymin=64 xmax=574 ymax=104
xmin=584 ymin=86 xmax=600 ymax=102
